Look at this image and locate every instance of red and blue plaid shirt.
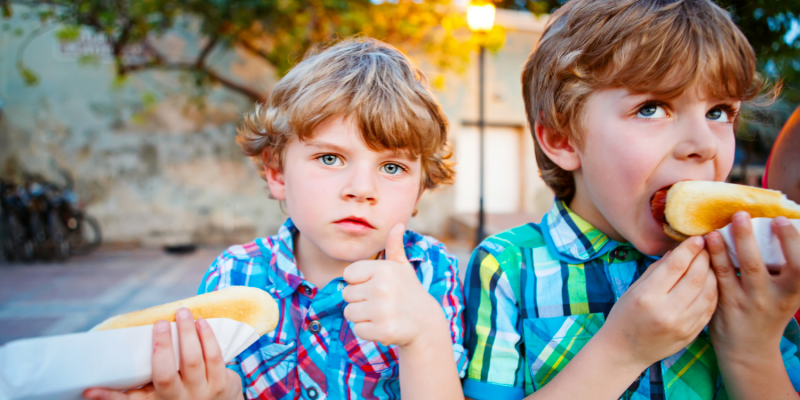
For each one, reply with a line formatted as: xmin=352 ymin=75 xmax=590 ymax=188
xmin=199 ymin=218 xmax=468 ymax=400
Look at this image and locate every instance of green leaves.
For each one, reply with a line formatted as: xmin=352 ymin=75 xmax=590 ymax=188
xmin=8 ymin=0 xmax=489 ymax=102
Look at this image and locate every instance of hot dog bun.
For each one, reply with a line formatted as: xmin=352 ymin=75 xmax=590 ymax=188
xmin=91 ymin=286 xmax=279 ymax=336
xmin=664 ymin=181 xmax=800 ymax=240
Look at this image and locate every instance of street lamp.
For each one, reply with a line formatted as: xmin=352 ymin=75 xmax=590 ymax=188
xmin=467 ymin=1 xmax=495 ymax=245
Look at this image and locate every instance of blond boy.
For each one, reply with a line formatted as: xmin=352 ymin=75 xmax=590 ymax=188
xmin=85 ymin=38 xmax=467 ymax=400
xmin=463 ymin=1 xmax=800 ymax=399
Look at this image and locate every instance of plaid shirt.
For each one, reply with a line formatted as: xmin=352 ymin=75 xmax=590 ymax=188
xmin=199 ymin=218 xmax=468 ymax=400
xmin=463 ymin=200 xmax=800 ymax=400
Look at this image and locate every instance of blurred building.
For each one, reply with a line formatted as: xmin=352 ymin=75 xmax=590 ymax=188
xmin=0 ymin=8 xmax=552 ymax=247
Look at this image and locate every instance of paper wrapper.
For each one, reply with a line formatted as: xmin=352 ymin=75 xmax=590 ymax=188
xmin=0 ymin=318 xmax=259 ymax=400
xmin=717 ymin=218 xmax=800 ymax=270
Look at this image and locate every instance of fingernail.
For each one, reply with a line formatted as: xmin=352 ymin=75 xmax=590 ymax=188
xmin=663 ymin=250 xmax=672 ymax=258
xmin=775 ymin=216 xmax=791 ymax=227
xmin=156 ymin=320 xmax=169 ymax=333
xmin=733 ymin=211 xmax=750 ymax=225
xmin=706 ymin=233 xmax=720 ymax=246
xmin=196 ymin=318 xmax=208 ymax=330
xmin=177 ymin=308 xmax=191 ymax=320
xmin=692 ymin=236 xmax=705 ymax=247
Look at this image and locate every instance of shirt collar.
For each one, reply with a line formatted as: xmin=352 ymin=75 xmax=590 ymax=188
xmin=260 ymin=218 xmax=428 ymax=299
xmin=539 ymin=200 xmax=619 ymax=264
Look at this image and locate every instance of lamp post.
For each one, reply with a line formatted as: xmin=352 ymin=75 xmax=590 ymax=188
xmin=467 ymin=2 xmax=495 ymax=246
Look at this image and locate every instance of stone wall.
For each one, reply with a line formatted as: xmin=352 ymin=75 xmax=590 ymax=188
xmin=0 ymin=9 xmax=547 ymax=246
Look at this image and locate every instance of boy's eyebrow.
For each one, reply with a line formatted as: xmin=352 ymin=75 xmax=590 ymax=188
xmin=304 ymin=141 xmax=349 ymax=153
xmin=305 ymin=140 xmax=417 ymax=160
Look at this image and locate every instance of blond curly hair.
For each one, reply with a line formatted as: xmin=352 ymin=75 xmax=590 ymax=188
xmin=523 ymin=0 xmax=767 ymax=202
xmin=237 ymin=37 xmax=455 ymax=192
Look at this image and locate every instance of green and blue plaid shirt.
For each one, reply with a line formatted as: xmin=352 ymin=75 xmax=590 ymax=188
xmin=463 ymin=200 xmax=800 ymax=400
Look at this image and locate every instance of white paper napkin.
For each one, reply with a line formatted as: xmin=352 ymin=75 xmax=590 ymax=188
xmin=717 ymin=218 xmax=800 ymax=270
xmin=0 ymin=318 xmax=259 ymax=400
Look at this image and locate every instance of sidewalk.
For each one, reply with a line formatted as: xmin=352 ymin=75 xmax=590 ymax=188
xmin=0 ymin=247 xmax=221 ymax=346
xmin=0 ymin=244 xmax=473 ymax=346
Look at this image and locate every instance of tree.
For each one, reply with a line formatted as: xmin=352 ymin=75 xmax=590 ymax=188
xmin=3 ymin=0 xmax=503 ymax=103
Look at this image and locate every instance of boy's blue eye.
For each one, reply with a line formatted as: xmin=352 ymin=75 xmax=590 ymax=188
xmin=319 ymin=155 xmax=342 ymax=166
xmin=381 ymin=163 xmax=402 ymax=174
xmin=706 ymin=108 xmax=729 ymax=122
xmin=637 ymin=104 xmax=667 ymax=119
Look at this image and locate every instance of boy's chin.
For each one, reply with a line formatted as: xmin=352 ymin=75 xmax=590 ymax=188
xmin=323 ymin=244 xmax=382 ymax=264
xmin=629 ymin=236 xmax=679 ymax=257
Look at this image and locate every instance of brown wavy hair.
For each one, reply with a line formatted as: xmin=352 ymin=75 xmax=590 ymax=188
xmin=522 ymin=0 xmax=770 ymax=203
xmin=237 ymin=37 xmax=455 ymax=192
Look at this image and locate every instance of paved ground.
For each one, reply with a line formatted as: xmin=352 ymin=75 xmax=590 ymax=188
xmin=0 ymin=247 xmax=222 ymax=346
xmin=0 ymin=244 xmax=472 ymax=346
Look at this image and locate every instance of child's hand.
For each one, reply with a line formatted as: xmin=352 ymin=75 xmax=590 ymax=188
xmin=597 ymin=237 xmax=718 ymax=369
xmin=342 ymin=223 xmax=444 ymax=348
xmin=83 ymin=308 xmax=243 ymax=400
xmin=706 ymin=212 xmax=800 ymax=362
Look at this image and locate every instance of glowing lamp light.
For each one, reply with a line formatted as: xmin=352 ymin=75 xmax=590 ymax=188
xmin=467 ymin=2 xmax=496 ymax=32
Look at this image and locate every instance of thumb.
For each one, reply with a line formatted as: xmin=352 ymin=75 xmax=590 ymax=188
xmin=384 ymin=223 xmax=408 ymax=264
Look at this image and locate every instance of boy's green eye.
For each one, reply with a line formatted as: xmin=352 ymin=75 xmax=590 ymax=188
xmin=381 ymin=163 xmax=402 ymax=174
xmin=706 ymin=108 xmax=728 ymax=122
xmin=319 ymin=155 xmax=342 ymax=166
xmin=637 ymin=104 xmax=666 ymax=119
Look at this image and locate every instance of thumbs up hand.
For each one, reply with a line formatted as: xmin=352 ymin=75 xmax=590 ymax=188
xmin=342 ymin=223 xmax=444 ymax=348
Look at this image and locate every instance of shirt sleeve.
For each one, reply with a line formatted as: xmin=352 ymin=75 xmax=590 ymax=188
xmin=781 ymin=317 xmax=800 ymax=391
xmin=198 ymin=250 xmax=237 ymax=295
xmin=463 ymin=244 xmax=526 ymax=400
xmin=426 ymin=242 xmax=469 ymax=378
xmin=198 ymin=251 xmax=248 ymax=385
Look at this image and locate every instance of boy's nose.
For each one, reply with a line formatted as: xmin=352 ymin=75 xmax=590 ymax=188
xmin=673 ymin=116 xmax=719 ymax=162
xmin=341 ymin=166 xmax=378 ymax=204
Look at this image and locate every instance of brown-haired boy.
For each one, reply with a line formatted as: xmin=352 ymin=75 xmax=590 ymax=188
xmin=463 ymin=1 xmax=800 ymax=399
xmin=85 ymin=38 xmax=467 ymax=400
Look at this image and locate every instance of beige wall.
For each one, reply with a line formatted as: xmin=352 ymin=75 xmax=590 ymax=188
xmin=0 ymin=8 xmax=551 ymax=245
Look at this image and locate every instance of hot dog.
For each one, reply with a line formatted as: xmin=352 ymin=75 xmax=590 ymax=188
xmin=651 ymin=181 xmax=800 ymax=241
xmin=91 ymin=286 xmax=279 ymax=336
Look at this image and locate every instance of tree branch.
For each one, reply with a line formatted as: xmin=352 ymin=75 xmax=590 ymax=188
xmin=195 ymin=35 xmax=219 ymax=68
xmin=235 ymin=36 xmax=270 ymax=60
xmin=120 ymin=61 xmax=265 ymax=103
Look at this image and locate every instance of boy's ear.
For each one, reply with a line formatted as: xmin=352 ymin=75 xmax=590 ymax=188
xmin=263 ymin=155 xmax=287 ymax=201
xmin=534 ymin=121 xmax=581 ymax=171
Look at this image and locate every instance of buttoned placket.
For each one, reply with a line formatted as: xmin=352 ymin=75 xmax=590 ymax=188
xmin=296 ymin=278 xmax=348 ymax=400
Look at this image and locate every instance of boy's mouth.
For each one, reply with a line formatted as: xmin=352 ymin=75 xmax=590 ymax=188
xmin=333 ymin=216 xmax=376 ymax=230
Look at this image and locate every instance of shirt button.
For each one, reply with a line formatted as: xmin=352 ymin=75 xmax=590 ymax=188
xmin=614 ymin=248 xmax=628 ymax=260
xmin=308 ymin=320 xmax=322 ymax=333
xmin=303 ymin=285 xmax=313 ymax=296
xmin=308 ymin=387 xmax=319 ymax=399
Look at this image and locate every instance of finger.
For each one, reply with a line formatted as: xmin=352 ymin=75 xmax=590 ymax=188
xmin=705 ymin=231 xmax=741 ymax=296
xmin=175 ymin=308 xmax=208 ymax=389
xmin=350 ymin=321 xmax=383 ymax=343
xmin=685 ymin=268 xmax=719 ymax=332
xmin=342 ymin=281 xmax=370 ymax=303
xmin=343 ymin=301 xmax=373 ymax=323
xmin=82 ymin=388 xmax=131 ymax=400
xmin=774 ymin=217 xmax=800 ymax=292
xmin=669 ymin=248 xmax=710 ymax=306
xmin=83 ymin=383 xmax=156 ymax=399
xmin=384 ymin=223 xmax=409 ymax=264
xmin=151 ymin=320 xmax=182 ymax=397
xmin=648 ymin=236 xmax=706 ymax=292
xmin=195 ymin=318 xmax=227 ymax=390
xmin=343 ymin=261 xmax=378 ymax=285
xmin=730 ymin=212 xmax=768 ymax=294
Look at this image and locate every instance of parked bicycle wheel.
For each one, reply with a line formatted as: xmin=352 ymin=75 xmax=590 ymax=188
xmin=0 ymin=213 xmax=12 ymax=262
xmin=8 ymin=213 xmax=34 ymax=262
xmin=68 ymin=213 xmax=101 ymax=256
xmin=48 ymin=209 xmax=70 ymax=262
